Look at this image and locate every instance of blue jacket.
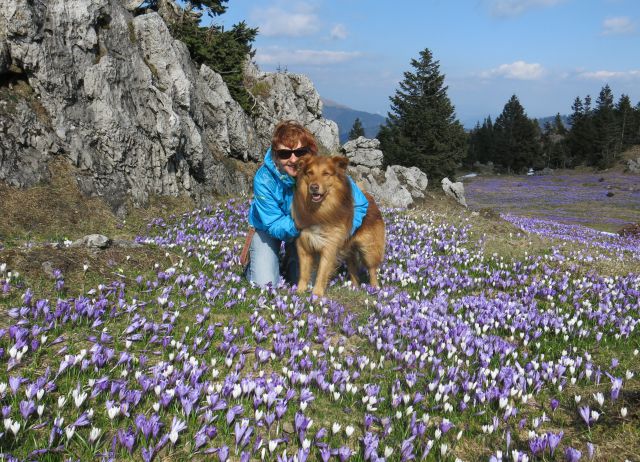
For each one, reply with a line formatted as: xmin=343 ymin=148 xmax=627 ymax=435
xmin=248 ymin=149 xmax=369 ymax=242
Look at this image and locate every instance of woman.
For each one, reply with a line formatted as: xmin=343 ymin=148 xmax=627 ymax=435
xmin=246 ymin=120 xmax=369 ymax=287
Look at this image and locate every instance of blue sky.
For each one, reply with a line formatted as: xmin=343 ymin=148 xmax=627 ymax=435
xmin=217 ymin=0 xmax=640 ymax=127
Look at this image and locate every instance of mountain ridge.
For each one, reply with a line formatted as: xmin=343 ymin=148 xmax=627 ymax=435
xmin=321 ymin=98 xmax=386 ymax=144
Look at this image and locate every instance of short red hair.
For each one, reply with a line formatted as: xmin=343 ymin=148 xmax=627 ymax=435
xmin=271 ymin=120 xmax=318 ymax=155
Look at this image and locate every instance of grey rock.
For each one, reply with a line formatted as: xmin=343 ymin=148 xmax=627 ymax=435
xmin=342 ymin=136 xmax=429 ymax=208
xmin=0 ymin=0 xmax=337 ymax=210
xmin=352 ymin=165 xmax=429 ymax=209
xmin=112 ymin=239 xmax=143 ymax=248
xmin=122 ymin=0 xmax=141 ymax=12
xmin=72 ymin=234 xmax=112 ymax=249
xmin=441 ymin=177 xmax=467 ymax=207
xmin=341 ymin=136 xmax=384 ymax=168
xmin=41 ymin=261 xmax=57 ymax=279
xmin=627 ymin=157 xmax=640 ymax=174
xmin=249 ymin=68 xmax=340 ymax=152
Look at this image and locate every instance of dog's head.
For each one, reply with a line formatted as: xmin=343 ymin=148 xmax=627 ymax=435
xmin=296 ymin=155 xmax=349 ymax=203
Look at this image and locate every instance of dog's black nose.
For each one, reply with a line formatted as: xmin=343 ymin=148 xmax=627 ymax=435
xmin=310 ymin=183 xmax=319 ymax=193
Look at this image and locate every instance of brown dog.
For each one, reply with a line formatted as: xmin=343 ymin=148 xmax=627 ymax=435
xmin=292 ymin=155 xmax=385 ymax=297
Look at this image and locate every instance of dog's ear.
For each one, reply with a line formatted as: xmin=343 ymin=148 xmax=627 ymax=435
xmin=296 ymin=155 xmax=310 ymax=174
xmin=331 ymin=155 xmax=349 ymax=172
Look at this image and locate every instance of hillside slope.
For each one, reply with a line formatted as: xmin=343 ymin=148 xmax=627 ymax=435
xmin=322 ymin=98 xmax=386 ymax=143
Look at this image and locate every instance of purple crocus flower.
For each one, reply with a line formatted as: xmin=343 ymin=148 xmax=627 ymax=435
xmin=319 ymin=445 xmax=332 ymax=462
xmin=226 ymin=404 xmax=243 ymax=424
xmin=578 ymin=406 xmax=591 ymax=427
xmin=117 ymin=427 xmax=136 ymax=454
xmin=9 ymin=376 xmax=21 ymax=394
xmin=547 ymin=431 xmax=564 ymax=456
xmin=234 ymin=419 xmax=253 ymax=451
xmin=218 ymin=445 xmax=229 ymax=462
xmin=141 ymin=445 xmax=155 ymax=462
xmin=529 ymin=435 xmax=547 ymax=456
xmin=564 ymin=446 xmax=582 ymax=461
xmin=363 ymin=432 xmax=379 ymax=461
xmin=19 ymin=400 xmax=36 ymax=419
xmin=337 ymin=445 xmax=352 ymax=462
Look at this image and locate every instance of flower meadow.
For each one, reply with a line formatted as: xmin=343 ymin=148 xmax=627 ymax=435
xmin=0 ymin=199 xmax=639 ymax=461
xmin=464 ymin=172 xmax=640 ymax=233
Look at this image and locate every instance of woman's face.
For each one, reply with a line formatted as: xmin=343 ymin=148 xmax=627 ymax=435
xmin=273 ymin=140 xmax=308 ymax=177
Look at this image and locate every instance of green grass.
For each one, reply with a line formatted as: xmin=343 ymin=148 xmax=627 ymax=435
xmin=0 ymin=172 xmax=639 ymax=461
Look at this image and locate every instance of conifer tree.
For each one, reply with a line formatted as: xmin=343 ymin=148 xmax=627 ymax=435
xmin=616 ymin=94 xmax=634 ymax=148
xmin=348 ymin=118 xmax=365 ymax=140
xmin=567 ymin=96 xmax=595 ymax=165
xmin=378 ymin=48 xmax=466 ymax=181
xmin=492 ymin=95 xmax=541 ymax=172
xmin=144 ymin=0 xmax=228 ymax=17
xmin=466 ymin=116 xmax=494 ymax=166
xmin=593 ymin=84 xmax=619 ymax=167
xmin=541 ymin=116 xmax=570 ymax=168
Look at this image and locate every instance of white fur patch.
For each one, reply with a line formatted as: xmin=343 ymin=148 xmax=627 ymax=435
xmin=304 ymin=225 xmax=328 ymax=251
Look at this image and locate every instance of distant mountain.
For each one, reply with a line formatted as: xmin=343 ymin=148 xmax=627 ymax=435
xmin=321 ymin=98 xmax=387 ymax=144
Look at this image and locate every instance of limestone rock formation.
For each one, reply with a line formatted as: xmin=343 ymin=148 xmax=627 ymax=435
xmin=245 ymin=61 xmax=339 ymax=153
xmin=341 ymin=137 xmax=429 ymax=208
xmin=342 ymin=137 xmax=384 ymax=168
xmin=0 ymin=0 xmax=338 ymax=211
xmin=441 ymin=178 xmax=467 ymax=207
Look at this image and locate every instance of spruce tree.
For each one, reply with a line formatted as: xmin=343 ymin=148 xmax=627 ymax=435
xmin=378 ymin=48 xmax=466 ymax=181
xmin=492 ymin=95 xmax=541 ymax=172
xmin=616 ymin=94 xmax=634 ymax=148
xmin=593 ymin=84 xmax=619 ymax=167
xmin=348 ymin=118 xmax=365 ymax=140
xmin=541 ymin=116 xmax=570 ymax=168
xmin=567 ymin=96 xmax=595 ymax=165
xmin=466 ymin=116 xmax=495 ymax=166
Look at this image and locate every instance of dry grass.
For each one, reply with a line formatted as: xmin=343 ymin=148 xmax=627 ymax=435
xmin=0 ymin=158 xmax=195 ymax=246
xmin=0 ymin=157 xmax=197 ymax=306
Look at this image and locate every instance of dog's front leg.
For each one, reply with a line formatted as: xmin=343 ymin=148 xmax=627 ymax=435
xmin=296 ymin=239 xmax=313 ymax=294
xmin=312 ymin=246 xmax=338 ymax=297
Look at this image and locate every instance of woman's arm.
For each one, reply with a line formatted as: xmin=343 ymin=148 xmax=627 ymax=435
xmin=252 ymin=176 xmax=300 ymax=242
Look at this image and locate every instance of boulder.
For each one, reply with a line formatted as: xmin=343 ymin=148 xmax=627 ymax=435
xmin=626 ymin=157 xmax=640 ymax=174
xmin=441 ymin=178 xmax=467 ymax=207
xmin=71 ymin=234 xmax=112 ymax=249
xmin=341 ymin=137 xmax=383 ymax=168
xmin=341 ymin=137 xmax=430 ymax=208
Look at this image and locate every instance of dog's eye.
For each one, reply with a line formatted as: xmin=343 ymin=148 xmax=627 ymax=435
xmin=322 ymin=171 xmax=331 ymax=177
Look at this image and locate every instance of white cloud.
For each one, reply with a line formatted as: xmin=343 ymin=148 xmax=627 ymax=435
xmin=601 ymin=16 xmax=637 ymax=36
xmin=252 ymin=5 xmax=320 ymax=37
xmin=330 ymin=24 xmax=348 ymax=40
xmin=578 ymin=69 xmax=640 ymax=80
xmin=480 ymin=61 xmax=546 ymax=80
xmin=256 ymin=47 xmax=362 ymax=66
xmin=487 ymin=0 xmax=567 ymax=17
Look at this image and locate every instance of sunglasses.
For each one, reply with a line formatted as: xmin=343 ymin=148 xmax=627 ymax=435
xmin=275 ymin=147 xmax=311 ymax=159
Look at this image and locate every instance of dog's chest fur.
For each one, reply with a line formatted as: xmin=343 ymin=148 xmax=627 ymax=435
xmin=300 ymin=224 xmax=348 ymax=252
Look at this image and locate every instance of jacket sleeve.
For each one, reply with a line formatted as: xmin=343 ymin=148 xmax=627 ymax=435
xmin=349 ymin=177 xmax=369 ymax=235
xmin=252 ymin=174 xmax=300 ymax=242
